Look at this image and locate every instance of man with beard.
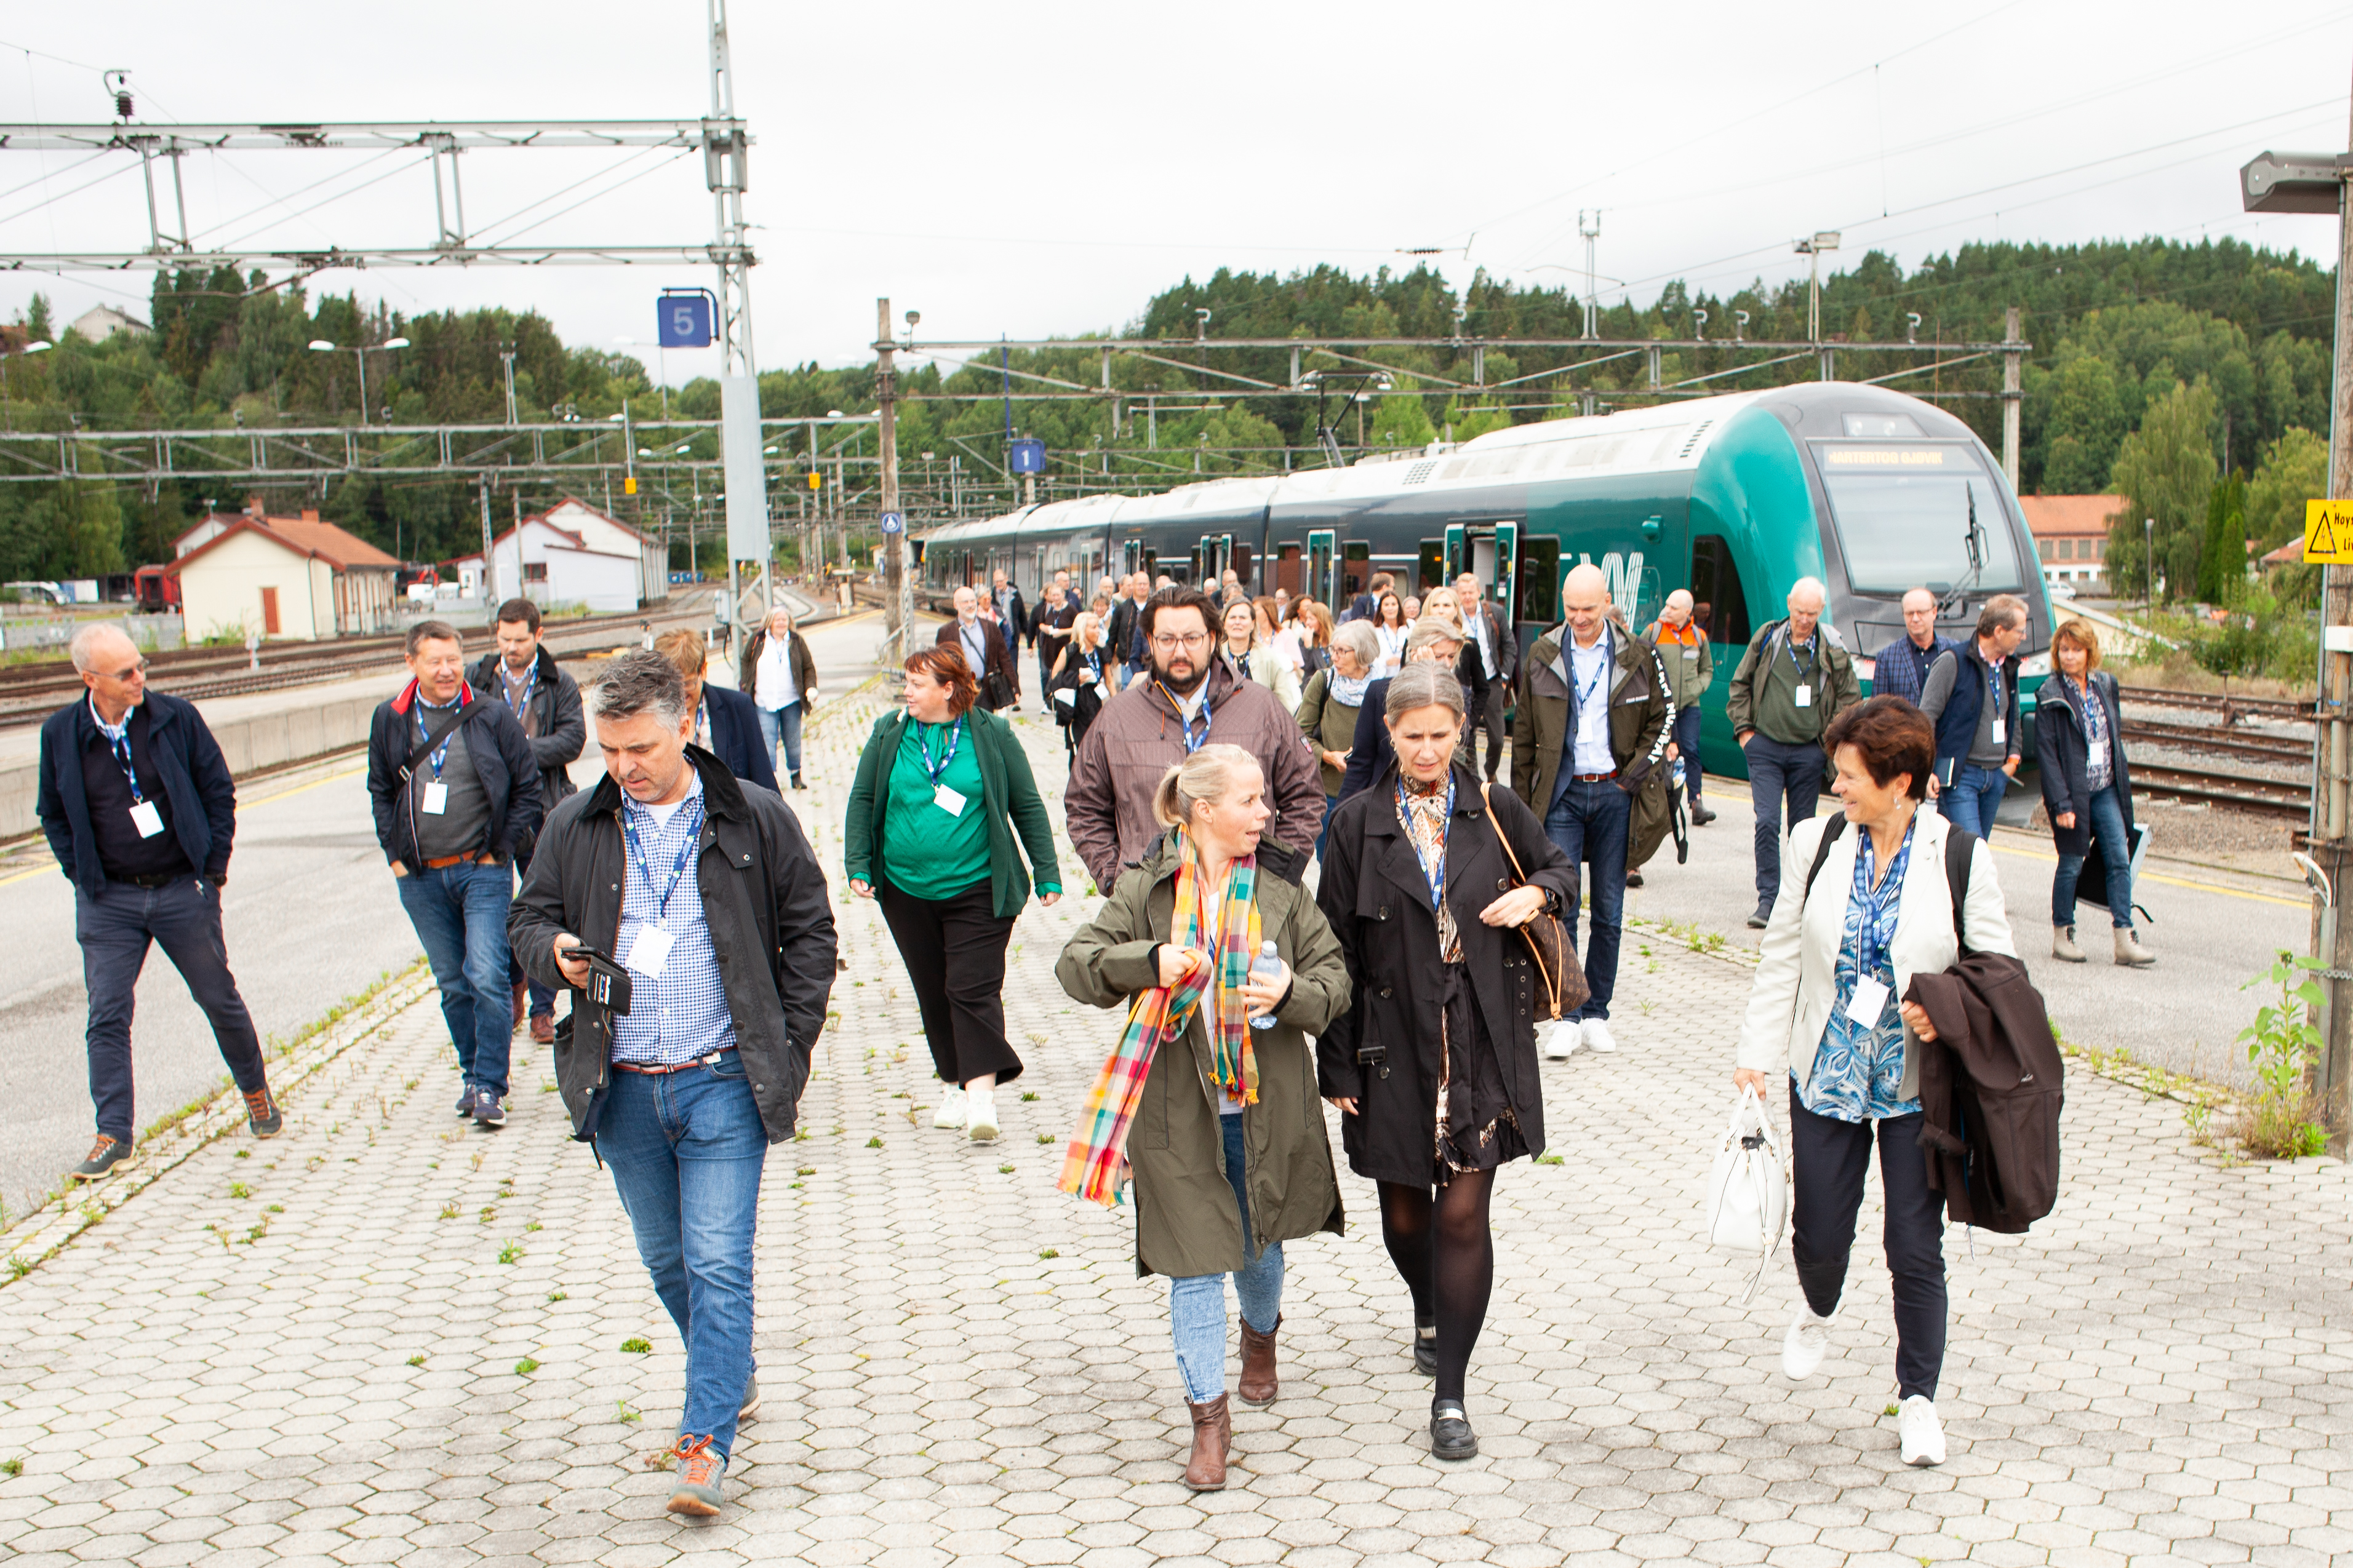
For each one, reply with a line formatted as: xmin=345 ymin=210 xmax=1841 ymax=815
xmin=1063 ymin=585 xmax=1325 ymax=890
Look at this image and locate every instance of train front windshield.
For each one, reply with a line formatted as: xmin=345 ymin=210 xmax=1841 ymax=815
xmin=1816 ymin=443 xmax=2027 ymax=597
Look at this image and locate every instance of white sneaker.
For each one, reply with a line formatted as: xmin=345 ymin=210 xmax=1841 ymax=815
xmin=965 ymin=1091 xmax=1000 ymax=1144
xmin=1898 ymin=1395 xmax=1946 ymax=1467
xmin=1540 ymin=1019 xmax=1582 ymax=1060
xmin=932 ymin=1086 xmax=967 ymax=1129
xmin=1581 ymin=1018 xmax=1617 ymax=1054
xmin=1781 ymin=1305 xmax=1832 ymax=1380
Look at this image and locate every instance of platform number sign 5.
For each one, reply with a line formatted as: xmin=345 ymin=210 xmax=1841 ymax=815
xmin=657 ymin=292 xmax=715 ymax=349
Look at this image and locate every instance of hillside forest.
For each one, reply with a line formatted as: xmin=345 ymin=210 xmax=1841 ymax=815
xmin=0 ymin=234 xmax=2333 ymax=606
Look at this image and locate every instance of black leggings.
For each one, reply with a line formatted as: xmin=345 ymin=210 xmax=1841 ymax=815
xmin=1376 ymin=1171 xmax=1498 ymax=1405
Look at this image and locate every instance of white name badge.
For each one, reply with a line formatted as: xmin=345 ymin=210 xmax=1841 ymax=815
xmin=1990 ymin=718 xmax=2007 ymax=745
xmin=1794 ymin=684 xmax=1813 ymax=708
xmin=421 ymin=780 xmax=449 ymax=814
xmin=1684 ymin=647 xmax=1700 ymax=658
xmin=1846 ymin=973 xmax=1892 ymax=1025
xmin=623 ymin=925 xmax=676 ymax=978
xmin=934 ymin=784 xmax=968 ymax=817
xmin=128 ymin=800 xmax=164 ymax=838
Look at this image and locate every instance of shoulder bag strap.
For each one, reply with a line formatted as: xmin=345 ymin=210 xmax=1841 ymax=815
xmin=397 ymin=696 xmax=492 ymax=783
xmin=1478 ymin=783 xmax=1533 ymax=886
xmin=1800 ymin=813 xmax=1850 ymax=905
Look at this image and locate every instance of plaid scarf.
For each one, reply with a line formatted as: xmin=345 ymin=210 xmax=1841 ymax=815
xmin=1059 ymin=832 xmax=1262 ymax=1206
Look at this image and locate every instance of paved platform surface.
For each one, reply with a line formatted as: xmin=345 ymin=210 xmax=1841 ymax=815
xmin=4 ymin=692 xmax=2352 ymax=1567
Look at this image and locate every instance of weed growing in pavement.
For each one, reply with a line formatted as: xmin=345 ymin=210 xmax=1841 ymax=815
xmin=498 ymin=1241 xmax=524 ymax=1265
xmin=795 ymin=1166 xmax=816 ymax=1177
xmin=997 ymin=1164 xmax=1014 ymax=1174
xmin=234 ymin=1148 xmax=250 ymax=1160
xmin=547 ymin=1290 xmax=567 ymax=1302
xmin=1036 ymin=1134 xmax=1052 ymax=1145
xmin=266 ymin=1204 xmax=284 ymax=1214
xmin=1535 ymin=1153 xmax=1564 ymax=1166
xmin=0 ymin=1457 xmax=20 ymax=1478
xmin=1039 ymin=1249 xmax=1058 ymax=1259
xmin=616 ymin=1401 xmax=642 ymax=1424
xmin=1021 ymin=1091 xmax=1039 ymax=1102
xmin=228 ymin=1182 xmax=251 ymax=1200
xmin=621 ymin=1338 xmax=652 ymax=1353
xmin=479 ymin=1207 xmax=495 ymax=1224
xmin=2237 ymin=950 xmax=2333 ymax=1158
xmin=407 ymin=1355 xmax=425 ymax=1367
xmin=438 ymin=1203 xmax=458 ymax=1220
xmin=514 ymin=1357 xmax=539 ymax=1376
xmin=525 ymin=1221 xmax=541 ymax=1233
xmin=8 ymin=1257 xmax=31 ymax=1279
xmin=866 ymin=1137 xmax=883 ymax=1148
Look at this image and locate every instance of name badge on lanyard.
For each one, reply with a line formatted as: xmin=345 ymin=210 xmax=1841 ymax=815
xmin=917 ymin=718 xmax=967 ymax=814
xmin=1986 ymin=666 xmax=2005 ymax=746
xmin=421 ymin=781 xmax=449 ymax=814
xmin=622 ymin=925 xmax=676 ymax=978
xmin=103 ymin=723 xmax=166 ymax=837
xmin=1845 ymin=973 xmax=1892 ymax=1024
xmin=1794 ymin=684 xmax=1812 ymax=708
xmin=129 ymin=800 xmax=164 ymax=838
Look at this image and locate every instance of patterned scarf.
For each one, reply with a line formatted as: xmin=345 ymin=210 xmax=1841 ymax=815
xmin=1059 ymin=830 xmax=1262 ymax=1207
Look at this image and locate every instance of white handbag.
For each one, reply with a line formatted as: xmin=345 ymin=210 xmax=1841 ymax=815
xmin=1704 ymin=1086 xmax=1789 ymax=1305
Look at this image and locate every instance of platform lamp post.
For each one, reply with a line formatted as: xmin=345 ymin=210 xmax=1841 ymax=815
xmin=2242 ymin=131 xmax=2353 ymax=1150
xmin=1792 ymin=232 xmax=1839 ymax=345
xmin=307 ymin=336 xmax=407 ymax=423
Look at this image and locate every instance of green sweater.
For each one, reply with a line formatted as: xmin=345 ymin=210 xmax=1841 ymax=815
xmin=845 ymin=706 xmax=1062 ymax=915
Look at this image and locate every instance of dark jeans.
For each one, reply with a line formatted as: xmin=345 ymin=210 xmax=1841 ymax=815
xmin=601 ymin=1054 xmax=767 ymax=1460
xmin=2053 ymin=782 xmax=2135 ymax=929
xmin=77 ymin=875 xmax=266 ymax=1143
xmin=506 ymin=842 xmax=554 ymax=1021
xmin=1744 ymin=734 xmax=1824 ymax=907
xmin=395 ymin=859 xmax=515 ymax=1098
xmin=875 ymin=878 xmax=1024 ymax=1086
xmin=1468 ymin=688 xmax=1506 ymax=779
xmin=1543 ymin=777 xmax=1630 ymax=1021
xmin=1789 ymin=1095 xmax=1948 ymax=1401
xmin=1941 ymin=762 xmax=2010 ymax=843
xmin=1672 ymin=706 xmax=1704 ymax=806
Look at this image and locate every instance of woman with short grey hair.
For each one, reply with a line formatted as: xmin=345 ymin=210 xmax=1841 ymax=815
xmin=1296 ymin=620 xmax=1380 ymax=856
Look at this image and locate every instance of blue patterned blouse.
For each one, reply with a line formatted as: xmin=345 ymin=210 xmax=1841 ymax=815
xmin=1796 ymin=818 xmax=1922 ymax=1122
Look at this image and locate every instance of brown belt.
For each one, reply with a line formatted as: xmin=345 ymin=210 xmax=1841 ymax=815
xmin=612 ymin=1049 xmax=737 ymax=1077
xmin=1572 ymin=770 xmax=1618 ymax=782
xmin=420 ymin=852 xmax=501 ymax=870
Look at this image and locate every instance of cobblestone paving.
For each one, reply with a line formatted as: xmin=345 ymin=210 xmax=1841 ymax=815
xmin=4 ymin=694 xmax=2353 ymax=1567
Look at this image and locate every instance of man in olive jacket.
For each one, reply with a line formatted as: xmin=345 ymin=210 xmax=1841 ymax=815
xmin=509 ymin=651 xmax=835 ymax=1518
xmin=1510 ymin=564 xmax=1674 ymax=1053
xmin=1725 ymin=576 xmax=1860 ymax=928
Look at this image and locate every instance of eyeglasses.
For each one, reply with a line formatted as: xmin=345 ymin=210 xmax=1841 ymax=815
xmin=1152 ymin=632 xmax=1210 ymax=651
xmin=100 ymin=660 xmax=150 ymax=682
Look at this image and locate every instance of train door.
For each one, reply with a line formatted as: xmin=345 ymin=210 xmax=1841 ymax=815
xmin=1142 ymin=548 xmax=1159 ymax=584
xmin=1231 ymin=539 xmax=1253 ymax=591
xmin=1341 ymin=541 xmax=1372 ymax=607
xmin=1688 ymin=533 xmax=1754 ymax=781
xmin=1443 ymin=523 xmax=1467 ymax=579
xmin=1492 ymin=522 xmax=1519 ymax=635
xmin=1274 ymin=543 xmax=1302 ymax=595
xmin=1306 ymin=530 xmax=1335 ymax=607
xmin=1517 ymin=535 xmax=1561 ymax=631
xmin=1121 ymin=539 xmax=1144 ymax=577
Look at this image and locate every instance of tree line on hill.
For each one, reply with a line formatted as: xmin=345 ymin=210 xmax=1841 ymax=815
xmin=0 ymin=233 xmax=2333 ymax=602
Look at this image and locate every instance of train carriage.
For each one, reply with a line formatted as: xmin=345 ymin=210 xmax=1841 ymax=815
xmin=917 ymin=381 xmax=2056 ymax=782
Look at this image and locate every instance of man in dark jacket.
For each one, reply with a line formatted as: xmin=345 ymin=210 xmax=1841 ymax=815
xmin=469 ymin=597 xmax=586 ymax=1044
xmin=367 ymin=619 xmax=544 ymax=1129
xmin=940 ymin=586 xmax=1021 ymax=712
xmin=1918 ymin=594 xmax=2028 ymax=843
xmin=1105 ymin=572 xmax=1151 ymax=691
xmin=1510 ymin=563 xmax=1675 ymax=1056
xmin=654 ymin=629 xmax=778 ymax=794
xmin=990 ymin=568 xmax=1028 ymax=686
xmin=511 ymin=651 xmax=835 ymax=1520
xmin=1727 ymin=577 xmax=1861 ymax=929
xmin=1030 ymin=568 xmax=1080 ymax=707
xmin=38 ymin=623 xmax=279 ymax=1182
xmin=1457 ymin=573 xmax=1519 ymax=782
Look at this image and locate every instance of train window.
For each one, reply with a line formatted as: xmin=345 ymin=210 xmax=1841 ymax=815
xmin=1818 ymin=459 xmax=2025 ymax=595
xmin=1517 ymin=538 xmax=1560 ymax=626
xmin=1274 ymin=544 xmax=1301 ymax=594
xmin=1231 ymin=541 xmax=1253 ymax=586
xmin=1841 ymin=413 xmax=1924 ymax=439
xmin=1689 ymin=536 xmax=1750 ymax=649
xmin=1341 ymin=541 xmax=1371 ymax=600
xmin=1417 ymin=541 xmax=1444 ymax=592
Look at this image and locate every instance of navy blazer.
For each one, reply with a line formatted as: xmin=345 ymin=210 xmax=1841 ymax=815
xmin=39 ymin=690 xmax=238 ymax=896
xmin=1337 ymin=677 xmax=1396 ymax=803
xmin=703 ymin=683 xmax=780 ymax=794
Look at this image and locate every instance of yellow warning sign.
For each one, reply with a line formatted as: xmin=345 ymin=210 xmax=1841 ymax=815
xmin=2307 ymin=499 xmax=2353 ymax=563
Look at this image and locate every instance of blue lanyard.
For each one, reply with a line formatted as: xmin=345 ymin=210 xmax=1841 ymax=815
xmin=1851 ymin=819 xmax=1914 ymax=980
xmin=915 ymin=717 xmax=964 ymax=786
xmin=1570 ymin=634 xmax=1610 ymax=708
xmin=1159 ymin=682 xmax=1212 ymax=753
xmin=1985 ymin=659 xmax=2003 ymax=720
xmin=415 ymin=697 xmax=460 ymax=781
xmin=1394 ymin=773 xmax=1455 ymax=912
xmin=623 ymin=795 xmax=706 ymax=925
xmin=1784 ymin=635 xmax=1817 ymax=680
xmin=1083 ymin=650 xmax=1103 ymax=682
xmin=500 ymin=663 xmax=536 ymax=720
xmin=92 ymin=704 xmax=142 ymax=805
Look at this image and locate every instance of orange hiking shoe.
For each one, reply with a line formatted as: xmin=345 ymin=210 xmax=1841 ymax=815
xmin=665 ymin=1435 xmax=725 ymax=1516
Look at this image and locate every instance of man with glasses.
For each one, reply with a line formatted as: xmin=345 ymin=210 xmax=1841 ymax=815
xmin=38 ymin=623 xmax=278 ymax=1182
xmin=1063 ymin=585 xmax=1325 ymax=889
xmin=938 ymin=586 xmax=1020 ymax=712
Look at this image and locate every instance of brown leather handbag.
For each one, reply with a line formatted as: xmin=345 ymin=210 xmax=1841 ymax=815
xmin=1480 ymin=785 xmax=1588 ymax=1021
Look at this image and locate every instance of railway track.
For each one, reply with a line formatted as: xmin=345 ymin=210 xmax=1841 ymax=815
xmin=2120 ymin=685 xmax=2315 ymax=724
xmin=2124 ymin=759 xmax=2310 ymax=821
xmin=2121 ymin=718 xmax=2311 ymax=766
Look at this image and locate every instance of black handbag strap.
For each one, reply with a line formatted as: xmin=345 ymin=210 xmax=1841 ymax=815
xmin=397 ymin=695 xmax=492 ymax=782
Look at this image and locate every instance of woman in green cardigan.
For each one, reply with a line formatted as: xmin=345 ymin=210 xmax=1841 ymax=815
xmin=845 ymin=643 xmax=1063 ymax=1143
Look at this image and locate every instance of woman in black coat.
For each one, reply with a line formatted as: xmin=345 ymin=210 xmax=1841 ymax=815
xmin=2032 ymin=618 xmax=2154 ymax=967
xmin=1316 ymin=660 xmax=1578 ymax=1463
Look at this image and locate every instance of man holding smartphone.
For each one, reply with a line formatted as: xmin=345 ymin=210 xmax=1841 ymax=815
xmin=511 ymin=650 xmax=836 ymax=1519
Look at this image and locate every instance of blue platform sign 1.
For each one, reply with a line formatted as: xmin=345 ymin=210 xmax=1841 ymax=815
xmin=1008 ymin=438 xmax=1047 ymax=475
xmin=879 ymin=511 xmax=905 ymax=535
xmin=657 ymin=292 xmax=714 ymax=348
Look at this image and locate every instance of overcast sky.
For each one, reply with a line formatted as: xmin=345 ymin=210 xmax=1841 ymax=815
xmin=2 ymin=1 xmax=2348 ymax=381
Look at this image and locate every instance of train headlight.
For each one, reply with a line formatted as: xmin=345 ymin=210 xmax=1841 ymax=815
xmin=2018 ymin=651 xmax=2052 ymax=678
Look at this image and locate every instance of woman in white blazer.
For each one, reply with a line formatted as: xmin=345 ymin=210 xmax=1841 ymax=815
xmin=1733 ymin=694 xmax=2015 ymax=1470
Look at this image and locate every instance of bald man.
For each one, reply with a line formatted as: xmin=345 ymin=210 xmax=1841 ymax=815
xmin=1726 ymin=577 xmax=1861 ymax=928
xmin=1645 ymin=589 xmax=1714 ymax=824
xmin=39 ymin=623 xmax=278 ymax=1182
xmin=1512 ymin=563 xmax=1674 ymax=1055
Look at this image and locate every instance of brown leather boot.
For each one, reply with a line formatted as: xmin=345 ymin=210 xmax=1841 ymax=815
xmin=1181 ymin=1393 xmax=1230 ymax=1491
xmin=1237 ymin=1315 xmax=1280 ymax=1407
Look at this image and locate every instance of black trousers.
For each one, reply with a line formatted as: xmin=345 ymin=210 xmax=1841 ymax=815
xmin=1788 ymin=1095 xmax=1948 ymax=1400
xmin=876 ymin=878 xmax=1024 ymax=1086
xmin=1469 ymin=686 xmax=1506 ymax=779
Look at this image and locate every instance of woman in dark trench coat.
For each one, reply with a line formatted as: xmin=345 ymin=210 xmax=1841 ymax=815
xmin=1316 ymin=659 xmax=1579 ymax=1462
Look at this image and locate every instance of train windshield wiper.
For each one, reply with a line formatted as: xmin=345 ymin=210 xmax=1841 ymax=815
xmin=1937 ymin=485 xmax=1987 ymax=618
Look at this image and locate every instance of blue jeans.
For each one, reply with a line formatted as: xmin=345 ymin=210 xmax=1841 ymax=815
xmin=600 ymin=1054 xmax=768 ymax=1460
xmin=2053 ymin=783 xmax=2135 ymax=929
xmin=394 ymin=859 xmax=515 ymax=1098
xmin=756 ymin=702 xmax=804 ymax=782
xmin=1544 ymin=777 xmax=1630 ymax=1021
xmin=1744 ymin=735 xmax=1824 ymax=907
xmin=1671 ymin=706 xmax=1704 ymax=806
xmin=1169 ymin=1113 xmax=1284 ymax=1404
xmin=508 ymin=842 xmax=554 ymax=1020
xmin=77 ymin=875 xmax=266 ymax=1143
xmin=1941 ymin=762 xmax=2011 ymax=843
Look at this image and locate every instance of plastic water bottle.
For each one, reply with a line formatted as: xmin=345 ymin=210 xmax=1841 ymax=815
xmin=1249 ymin=940 xmax=1282 ymax=1031
xmin=1671 ymin=758 xmax=1687 ymax=790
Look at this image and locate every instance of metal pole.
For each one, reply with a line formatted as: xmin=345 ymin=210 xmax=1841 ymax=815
xmin=877 ymin=298 xmax=905 ymax=666
xmin=355 ymin=347 xmax=368 ymax=426
xmin=479 ymin=476 xmax=497 ymax=629
xmin=2315 ymin=82 xmax=2353 ymax=1148
xmin=2000 ymin=306 xmax=2022 ymax=493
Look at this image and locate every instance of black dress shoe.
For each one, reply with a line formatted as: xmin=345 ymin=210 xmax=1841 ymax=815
xmin=1412 ymin=1316 xmax=1437 ymax=1377
xmin=1625 ymin=870 xmax=1644 ymax=888
xmin=1746 ymin=901 xmax=1773 ymax=929
xmin=1431 ymin=1401 xmax=1477 ymax=1460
